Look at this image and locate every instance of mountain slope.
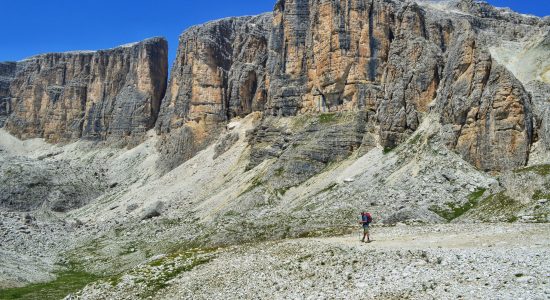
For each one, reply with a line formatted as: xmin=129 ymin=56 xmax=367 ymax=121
xmin=0 ymin=0 xmax=549 ymax=298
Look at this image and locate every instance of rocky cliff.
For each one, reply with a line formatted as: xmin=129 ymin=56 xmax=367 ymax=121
xmin=0 ymin=62 xmax=16 ymax=127
xmin=155 ymin=14 xmax=272 ymax=171
xmin=262 ymin=0 xmax=546 ymax=171
xmin=1 ymin=38 xmax=168 ymax=144
xmin=153 ymin=0 xmax=549 ymax=173
xmin=2 ymin=0 xmax=547 ymax=173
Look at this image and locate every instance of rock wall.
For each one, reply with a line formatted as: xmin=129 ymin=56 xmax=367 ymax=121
xmin=258 ymin=0 xmax=545 ymax=171
xmin=156 ymin=14 xmax=271 ymax=133
xmin=155 ymin=14 xmax=272 ymax=172
xmin=436 ymin=24 xmax=533 ymax=171
xmin=0 ymin=62 xmax=16 ymax=127
xmin=154 ymin=0 xmax=546 ymax=172
xmin=2 ymin=38 xmax=168 ymax=144
xmin=2 ymin=0 xmax=548 ymax=173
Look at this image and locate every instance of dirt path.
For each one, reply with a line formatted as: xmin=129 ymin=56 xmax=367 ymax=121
xmin=318 ymin=224 xmax=550 ymax=250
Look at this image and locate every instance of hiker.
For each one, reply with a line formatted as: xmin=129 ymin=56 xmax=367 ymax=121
xmin=359 ymin=212 xmax=372 ymax=243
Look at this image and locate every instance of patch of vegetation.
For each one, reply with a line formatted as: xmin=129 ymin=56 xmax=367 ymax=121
xmin=429 ymin=188 xmax=486 ymax=221
xmin=0 ymin=267 xmax=99 ymax=300
xmin=408 ymin=134 xmax=422 ymax=146
xmin=223 ymin=210 xmax=241 ymax=218
xmin=316 ymin=182 xmax=338 ymax=195
xmin=160 ymin=218 xmax=181 ymax=227
xmin=274 ymin=187 xmax=290 ymax=196
xmin=318 ymin=113 xmax=337 ymax=124
xmin=514 ymin=164 xmax=550 ymax=176
xmin=468 ymin=188 xmax=487 ymax=202
xmin=383 ymin=147 xmax=394 ymax=154
xmin=532 ymin=190 xmax=550 ymax=201
xmin=239 ymin=177 xmax=264 ymax=197
xmin=140 ymin=249 xmax=216 ymax=298
xmin=119 ymin=242 xmax=139 ymax=256
xmin=507 ymin=215 xmax=519 ymax=223
xmin=473 ymin=192 xmax=524 ymax=222
xmin=533 ymin=212 xmax=549 ymax=223
xmin=274 ymin=167 xmax=284 ymax=177
xmin=290 ymin=114 xmax=313 ymax=130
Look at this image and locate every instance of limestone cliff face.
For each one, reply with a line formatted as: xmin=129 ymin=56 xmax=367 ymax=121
xmin=258 ymin=0 xmax=546 ymax=171
xmin=3 ymin=0 xmax=547 ymax=174
xmin=436 ymin=25 xmax=533 ymax=171
xmin=155 ymin=0 xmax=547 ymax=172
xmin=0 ymin=62 xmax=16 ymax=127
xmin=155 ymin=15 xmax=271 ymax=171
xmin=156 ymin=14 xmax=271 ymax=133
xmin=2 ymin=38 xmax=168 ymax=144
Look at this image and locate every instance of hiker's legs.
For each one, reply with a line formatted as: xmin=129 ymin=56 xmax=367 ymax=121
xmin=362 ymin=227 xmax=369 ymax=242
xmin=362 ymin=226 xmax=370 ymax=242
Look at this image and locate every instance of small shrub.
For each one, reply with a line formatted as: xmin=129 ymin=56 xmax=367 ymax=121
xmin=274 ymin=167 xmax=284 ymax=177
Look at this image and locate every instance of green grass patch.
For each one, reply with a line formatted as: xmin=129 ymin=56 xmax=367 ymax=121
xmin=468 ymin=188 xmax=487 ymax=202
xmin=532 ymin=190 xmax=550 ymax=200
xmin=514 ymin=164 xmax=550 ymax=176
xmin=274 ymin=167 xmax=284 ymax=177
xmin=0 ymin=269 xmax=99 ymax=300
xmin=140 ymin=249 xmax=216 ymax=298
xmin=429 ymin=188 xmax=486 ymax=221
xmin=318 ymin=113 xmax=337 ymax=124
xmin=274 ymin=187 xmax=290 ymax=196
xmin=160 ymin=218 xmax=181 ymax=227
xmin=507 ymin=215 xmax=519 ymax=223
xmin=472 ymin=192 xmax=524 ymax=222
xmin=290 ymin=114 xmax=313 ymax=130
xmin=383 ymin=147 xmax=394 ymax=154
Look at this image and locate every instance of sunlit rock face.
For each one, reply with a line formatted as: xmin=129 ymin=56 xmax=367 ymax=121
xmin=156 ymin=14 xmax=272 ymax=132
xmin=260 ymin=0 xmax=545 ymax=171
xmin=154 ymin=14 xmax=272 ymax=172
xmin=0 ymin=62 xmax=17 ymax=127
xmin=2 ymin=38 xmax=168 ymax=144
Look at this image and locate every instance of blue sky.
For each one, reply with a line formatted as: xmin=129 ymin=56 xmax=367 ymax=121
xmin=0 ymin=0 xmax=548 ymax=66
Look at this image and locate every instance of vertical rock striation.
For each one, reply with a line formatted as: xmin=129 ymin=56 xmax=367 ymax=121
xmin=155 ymin=14 xmax=272 ymax=171
xmin=436 ymin=24 xmax=533 ymax=171
xmin=0 ymin=62 xmax=16 ymax=127
xmin=259 ymin=0 xmax=545 ymax=171
xmin=156 ymin=14 xmax=272 ymax=133
xmin=2 ymin=37 xmax=168 ymax=144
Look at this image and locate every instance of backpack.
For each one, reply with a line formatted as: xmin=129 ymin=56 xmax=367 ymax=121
xmin=362 ymin=212 xmax=372 ymax=224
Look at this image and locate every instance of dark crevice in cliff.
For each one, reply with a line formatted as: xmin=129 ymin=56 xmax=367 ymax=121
xmin=368 ymin=0 xmax=377 ymax=82
xmin=150 ymin=74 xmax=168 ymax=129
